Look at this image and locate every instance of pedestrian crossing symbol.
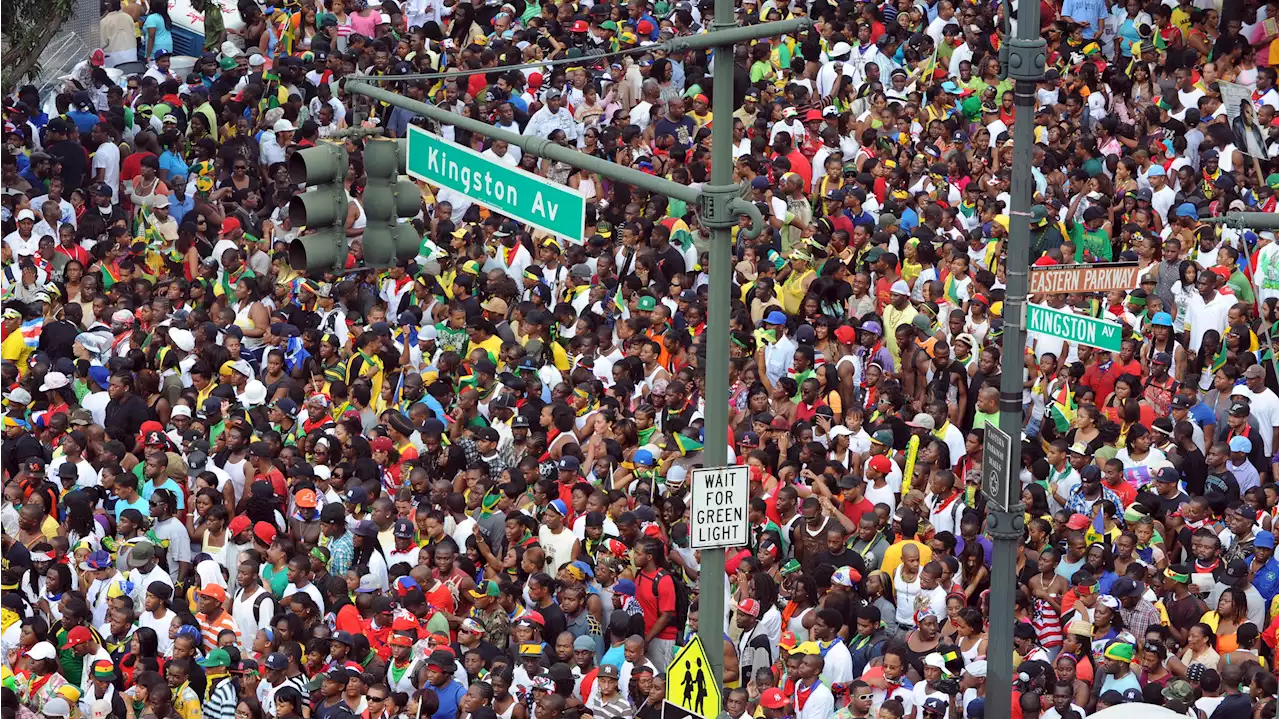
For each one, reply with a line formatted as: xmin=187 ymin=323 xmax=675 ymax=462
xmin=664 ymin=636 xmax=721 ymax=719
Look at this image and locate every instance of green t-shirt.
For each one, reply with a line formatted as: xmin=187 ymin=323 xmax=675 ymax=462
xmin=435 ymin=323 xmax=469 ymax=357
xmin=1069 ymin=222 xmax=1113 ymax=262
xmin=262 ymin=563 xmax=290 ymax=598
xmin=972 ymin=409 xmax=999 ymax=431
xmin=1227 ymin=270 xmax=1255 ymax=304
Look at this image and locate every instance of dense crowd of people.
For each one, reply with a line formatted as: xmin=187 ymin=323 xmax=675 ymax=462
xmin=1 ymin=0 xmax=1278 ymax=718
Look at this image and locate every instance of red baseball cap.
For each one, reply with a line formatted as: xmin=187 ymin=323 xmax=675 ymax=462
xmin=834 ymin=325 xmax=857 ymax=344
xmin=253 ymin=521 xmax=278 ymax=545
xmin=759 ymin=688 xmax=787 ymax=710
xmin=220 ymin=217 xmax=242 ymax=236
xmin=869 ymin=455 xmax=892 ymax=475
xmin=737 ymin=598 xmax=761 ymax=617
xmin=62 ymin=625 xmax=93 ymax=650
xmin=804 ymin=109 xmax=823 ymax=122
xmin=229 ymin=514 xmax=252 ymax=536
xmin=372 ymin=436 xmax=395 ymax=453
xmin=1066 ymin=514 xmax=1090 ymax=531
xmin=200 ymin=584 xmax=228 ymax=602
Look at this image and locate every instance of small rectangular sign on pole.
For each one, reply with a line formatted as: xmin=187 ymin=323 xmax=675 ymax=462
xmin=689 ymin=466 xmax=749 ymax=549
xmin=981 ymin=424 xmax=1014 ymax=512
xmin=1027 ymin=303 xmax=1124 ymax=353
xmin=406 ymin=125 xmax=586 ymax=244
xmin=1028 ymin=263 xmax=1142 ymax=295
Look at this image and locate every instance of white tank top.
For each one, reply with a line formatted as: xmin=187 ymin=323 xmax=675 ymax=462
xmin=1220 ymin=144 xmax=1239 ymax=174
xmin=351 ymin=198 xmax=367 ymax=231
xmin=234 ymin=301 xmax=265 ymax=349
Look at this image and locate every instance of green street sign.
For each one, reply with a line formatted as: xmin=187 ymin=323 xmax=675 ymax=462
xmin=406 ymin=125 xmax=586 ymax=244
xmin=1027 ymin=303 xmax=1123 ymax=352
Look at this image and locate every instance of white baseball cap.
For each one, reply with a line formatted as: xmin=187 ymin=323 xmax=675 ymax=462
xmin=28 ymin=641 xmax=57 ymax=661
xmin=15 ymin=209 xmax=35 ymax=222
xmin=273 ymin=119 xmax=296 ymax=133
xmin=39 ymin=372 xmax=70 ymax=392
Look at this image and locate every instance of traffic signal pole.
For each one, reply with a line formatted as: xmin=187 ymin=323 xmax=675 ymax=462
xmin=695 ymin=0 xmax=739 ymax=690
xmin=991 ymin=1 xmax=1045 ymax=718
xmin=345 ymin=14 xmax=812 ymax=697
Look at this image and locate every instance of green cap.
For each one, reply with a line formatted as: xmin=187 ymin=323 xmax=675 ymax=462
xmin=198 ymin=648 xmax=232 ymax=668
xmin=870 ymin=429 xmax=894 ymax=446
xmin=653 ymin=0 xmax=672 ymax=17
xmin=1102 ymin=641 xmax=1135 ymax=663
xmin=219 ymin=57 xmax=237 ymax=71
xmin=637 ymin=296 xmax=657 ymax=311
xmin=470 ymin=580 xmax=501 ymax=598
xmin=600 ymin=20 xmax=619 ymax=31
xmin=781 ymin=559 xmax=802 ymax=575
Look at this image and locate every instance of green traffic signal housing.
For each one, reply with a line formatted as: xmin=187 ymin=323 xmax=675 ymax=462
xmin=362 ymin=138 xmax=422 ymax=268
xmin=288 ymin=143 xmax=350 ymax=272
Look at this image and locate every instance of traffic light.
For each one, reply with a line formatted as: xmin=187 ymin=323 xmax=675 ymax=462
xmin=362 ymin=138 xmax=421 ymax=268
xmin=287 ymin=143 xmax=350 ymax=272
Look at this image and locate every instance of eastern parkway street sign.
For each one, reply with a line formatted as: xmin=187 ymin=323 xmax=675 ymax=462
xmin=406 ymin=125 xmax=586 ymax=244
xmin=1028 ymin=262 xmax=1142 ymax=294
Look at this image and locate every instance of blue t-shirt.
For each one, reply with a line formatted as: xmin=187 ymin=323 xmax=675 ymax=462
xmin=1188 ymin=402 xmax=1216 ymax=428
xmin=114 ymin=495 xmax=149 ymax=521
xmin=431 ymin=680 xmax=466 ymax=719
xmin=140 ymin=477 xmax=186 ymax=510
xmin=158 ymin=151 xmax=188 ymax=183
xmin=143 ymin=14 xmax=174 ymax=56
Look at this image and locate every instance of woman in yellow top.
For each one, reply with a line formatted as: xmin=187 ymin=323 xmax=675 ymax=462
xmin=777 ymin=251 xmax=815 ymax=316
xmin=1199 ymin=587 xmax=1248 ymax=654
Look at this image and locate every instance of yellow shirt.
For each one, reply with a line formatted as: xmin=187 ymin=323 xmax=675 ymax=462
xmin=880 ymin=539 xmax=933 ymax=580
xmin=472 ymin=334 xmax=504 ymax=367
xmin=1 ymin=331 xmax=32 ymax=376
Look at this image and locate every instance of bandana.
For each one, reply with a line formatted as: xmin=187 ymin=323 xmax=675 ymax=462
xmin=1163 ymin=568 xmax=1190 ymax=584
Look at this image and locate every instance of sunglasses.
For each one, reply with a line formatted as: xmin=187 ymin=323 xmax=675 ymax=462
xmin=856 ymin=694 xmax=874 ymax=702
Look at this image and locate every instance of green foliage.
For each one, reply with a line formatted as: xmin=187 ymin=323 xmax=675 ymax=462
xmin=1 ymin=0 xmax=75 ymax=91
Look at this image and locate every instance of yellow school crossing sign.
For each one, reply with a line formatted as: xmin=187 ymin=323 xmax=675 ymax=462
xmin=664 ymin=636 xmax=721 ymax=719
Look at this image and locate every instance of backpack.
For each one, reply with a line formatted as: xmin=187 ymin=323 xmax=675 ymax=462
xmin=644 ymin=569 xmax=690 ymax=633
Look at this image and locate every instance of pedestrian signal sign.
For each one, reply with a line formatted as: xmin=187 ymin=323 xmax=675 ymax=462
xmin=664 ymin=636 xmax=721 ymax=719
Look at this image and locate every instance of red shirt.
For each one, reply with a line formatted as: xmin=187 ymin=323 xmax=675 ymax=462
xmin=1080 ymin=361 xmax=1121 ymax=403
xmin=120 ymin=151 xmax=156 ymax=185
xmin=783 ymin=149 xmax=812 ymax=189
xmin=841 ymin=497 xmax=875 ymax=527
xmin=636 ymin=568 xmax=679 ymax=640
xmin=253 ymin=469 xmax=287 ymax=501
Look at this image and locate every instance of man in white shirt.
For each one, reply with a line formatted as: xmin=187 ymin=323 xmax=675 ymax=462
xmin=1184 ymin=271 xmax=1234 ymax=352
xmin=230 ymin=560 xmax=275 ymax=656
xmin=260 ymin=120 xmax=293 ymax=167
xmin=1147 ymin=165 xmax=1177 ymax=222
xmin=926 ymin=0 xmax=958 ymax=45
xmin=3 ymin=209 xmax=39 ymax=256
xmin=90 ymin=124 xmax=121 ymax=204
xmin=630 ymin=79 xmax=661 ymax=130
xmin=480 ymin=139 xmax=519 ymax=168
xmin=1238 ymin=364 xmax=1279 ymax=456
xmin=523 ymin=89 xmax=581 ymax=142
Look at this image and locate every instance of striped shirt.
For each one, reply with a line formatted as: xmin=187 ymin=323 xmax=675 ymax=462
xmin=205 ymin=676 xmax=239 ymax=719
xmin=197 ymin=610 xmax=241 ymax=653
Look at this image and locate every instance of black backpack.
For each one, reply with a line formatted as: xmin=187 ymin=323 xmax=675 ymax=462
xmin=644 ymin=569 xmax=691 ymax=632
